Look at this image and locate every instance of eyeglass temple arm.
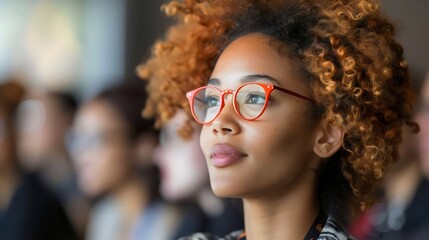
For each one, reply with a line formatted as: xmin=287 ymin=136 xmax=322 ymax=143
xmin=273 ymin=86 xmax=315 ymax=103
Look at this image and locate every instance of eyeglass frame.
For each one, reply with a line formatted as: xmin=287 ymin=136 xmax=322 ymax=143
xmin=186 ymin=82 xmax=315 ymax=124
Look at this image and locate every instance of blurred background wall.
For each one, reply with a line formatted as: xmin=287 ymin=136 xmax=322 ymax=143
xmin=0 ymin=0 xmax=427 ymax=99
xmin=381 ymin=0 xmax=429 ymax=89
xmin=0 ymin=0 xmax=169 ymax=100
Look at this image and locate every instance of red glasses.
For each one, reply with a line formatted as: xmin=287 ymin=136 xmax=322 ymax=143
xmin=186 ymin=82 xmax=315 ymax=124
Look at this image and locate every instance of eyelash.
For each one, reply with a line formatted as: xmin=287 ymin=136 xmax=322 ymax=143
xmin=266 ymin=96 xmax=277 ymax=105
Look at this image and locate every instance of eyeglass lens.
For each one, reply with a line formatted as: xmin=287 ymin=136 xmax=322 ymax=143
xmin=192 ymin=83 xmax=267 ymax=123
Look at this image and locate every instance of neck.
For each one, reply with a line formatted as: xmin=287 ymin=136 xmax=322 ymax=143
xmin=242 ymin=170 xmax=319 ymax=240
xmin=112 ymin=177 xmax=150 ymax=227
xmin=40 ymin=152 xmax=74 ymax=189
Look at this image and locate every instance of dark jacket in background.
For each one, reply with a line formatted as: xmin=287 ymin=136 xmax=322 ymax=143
xmin=0 ymin=174 xmax=77 ymax=240
xmin=173 ymin=199 xmax=244 ymax=240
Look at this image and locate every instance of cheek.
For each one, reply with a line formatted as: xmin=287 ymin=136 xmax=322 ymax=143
xmin=168 ymin=141 xmax=207 ymax=179
xmin=246 ymin=124 xmax=313 ymax=189
xmin=79 ymin=146 xmax=129 ymax=196
xmin=248 ymin=124 xmax=310 ymax=172
xmin=214 ymin=120 xmax=315 ymax=197
xmin=103 ymin=146 xmax=131 ymax=181
xmin=247 ymin=105 xmax=316 ymax=157
xmin=158 ymin=142 xmax=208 ymax=200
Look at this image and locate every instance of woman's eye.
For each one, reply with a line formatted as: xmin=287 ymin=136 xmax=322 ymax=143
xmin=244 ymin=93 xmax=266 ymax=104
xmin=205 ymin=95 xmax=220 ymax=107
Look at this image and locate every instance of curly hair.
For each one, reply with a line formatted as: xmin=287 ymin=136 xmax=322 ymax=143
xmin=138 ymin=0 xmax=418 ymax=222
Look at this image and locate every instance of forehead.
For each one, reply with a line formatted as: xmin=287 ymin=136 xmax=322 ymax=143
xmin=77 ymin=101 xmax=126 ymax=131
xmin=211 ymin=33 xmax=303 ymax=87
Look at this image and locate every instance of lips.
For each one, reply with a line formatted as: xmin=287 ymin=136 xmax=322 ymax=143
xmin=210 ymin=144 xmax=247 ymax=168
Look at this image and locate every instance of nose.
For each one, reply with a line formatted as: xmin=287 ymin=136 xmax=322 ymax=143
xmin=210 ymin=95 xmax=240 ymax=136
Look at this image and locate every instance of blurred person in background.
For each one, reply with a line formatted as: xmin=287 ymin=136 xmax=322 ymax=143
xmin=0 ymin=80 xmax=77 ymax=240
xmin=350 ymin=73 xmax=429 ymax=239
xmin=417 ymin=73 xmax=429 ymax=179
xmin=153 ymin=109 xmax=244 ymax=239
xmin=69 ymin=80 xmax=183 ymax=240
xmin=17 ymin=90 xmax=88 ymax=237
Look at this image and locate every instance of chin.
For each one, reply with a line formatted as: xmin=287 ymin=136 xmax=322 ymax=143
xmin=210 ymin=180 xmax=244 ymax=198
xmin=208 ymin=168 xmax=249 ymax=198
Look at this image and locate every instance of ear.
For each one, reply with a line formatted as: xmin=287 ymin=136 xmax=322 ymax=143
xmin=313 ymin=119 xmax=344 ymax=158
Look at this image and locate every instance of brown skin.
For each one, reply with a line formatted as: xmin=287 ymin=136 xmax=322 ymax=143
xmin=200 ymin=33 xmax=343 ymax=240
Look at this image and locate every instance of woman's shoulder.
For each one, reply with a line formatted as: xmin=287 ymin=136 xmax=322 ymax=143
xmin=318 ymin=215 xmax=355 ymax=240
xmin=178 ymin=230 xmax=244 ymax=240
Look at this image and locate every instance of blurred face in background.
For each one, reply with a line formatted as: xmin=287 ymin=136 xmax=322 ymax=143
xmin=416 ymin=75 xmax=429 ymax=177
xmin=17 ymin=93 xmax=74 ymax=170
xmin=154 ymin=110 xmax=209 ymax=201
xmin=70 ymin=100 xmax=133 ymax=197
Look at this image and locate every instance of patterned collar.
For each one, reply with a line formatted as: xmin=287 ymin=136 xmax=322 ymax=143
xmin=178 ymin=215 xmax=354 ymax=240
xmin=317 ymin=216 xmax=354 ymax=240
xmin=237 ymin=212 xmax=327 ymax=240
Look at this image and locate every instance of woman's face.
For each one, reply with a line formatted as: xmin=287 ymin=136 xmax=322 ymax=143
xmin=200 ymin=33 xmax=320 ymax=198
xmin=71 ymin=100 xmax=132 ymax=197
xmin=154 ymin=110 xmax=209 ymax=201
xmin=17 ymin=94 xmax=71 ymax=170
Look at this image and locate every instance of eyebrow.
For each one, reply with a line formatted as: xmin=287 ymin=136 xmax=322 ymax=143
xmin=207 ymin=74 xmax=282 ymax=86
xmin=207 ymin=78 xmax=220 ymax=86
xmin=240 ymin=74 xmax=282 ymax=85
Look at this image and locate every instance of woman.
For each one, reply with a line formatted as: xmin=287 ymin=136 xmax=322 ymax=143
xmin=0 ymin=81 xmax=77 ymax=240
xmin=70 ymin=81 xmax=182 ymax=240
xmin=139 ymin=0 xmax=417 ymax=239
xmin=17 ymin=91 xmax=88 ymax=237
